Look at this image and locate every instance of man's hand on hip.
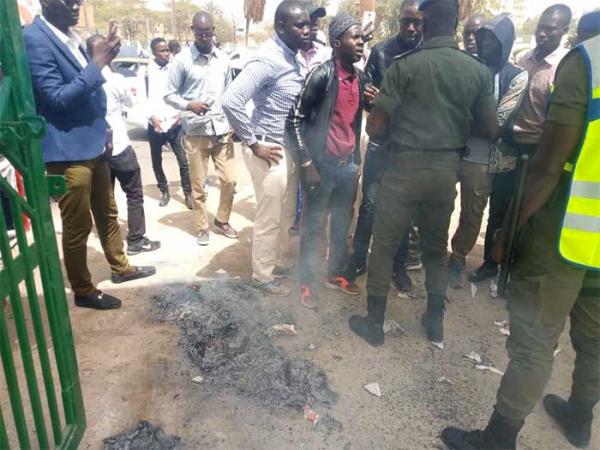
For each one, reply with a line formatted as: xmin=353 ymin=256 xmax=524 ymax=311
xmin=250 ymin=142 xmax=283 ymax=167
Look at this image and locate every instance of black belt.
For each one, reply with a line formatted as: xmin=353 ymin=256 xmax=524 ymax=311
xmin=255 ymin=135 xmax=281 ymax=145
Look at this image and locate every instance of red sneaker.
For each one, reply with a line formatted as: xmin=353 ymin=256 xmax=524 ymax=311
xmin=300 ymin=284 xmax=318 ymax=309
xmin=323 ymin=276 xmax=361 ymax=295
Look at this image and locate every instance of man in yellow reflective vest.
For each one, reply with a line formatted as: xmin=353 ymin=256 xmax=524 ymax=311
xmin=441 ymin=14 xmax=600 ymax=450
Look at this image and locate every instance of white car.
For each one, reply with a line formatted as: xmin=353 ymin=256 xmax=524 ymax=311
xmin=111 ymin=57 xmax=150 ymax=129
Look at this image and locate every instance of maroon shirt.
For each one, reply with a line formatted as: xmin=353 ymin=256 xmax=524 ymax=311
xmin=326 ymin=60 xmax=360 ymax=157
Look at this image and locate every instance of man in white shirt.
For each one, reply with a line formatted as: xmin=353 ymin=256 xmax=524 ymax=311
xmin=297 ymin=5 xmax=331 ymax=76
xmin=87 ymin=34 xmax=160 ymax=256
xmin=147 ymin=37 xmax=192 ymax=208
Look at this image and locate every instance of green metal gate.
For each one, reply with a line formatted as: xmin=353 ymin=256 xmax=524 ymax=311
xmin=0 ymin=0 xmax=86 ymax=448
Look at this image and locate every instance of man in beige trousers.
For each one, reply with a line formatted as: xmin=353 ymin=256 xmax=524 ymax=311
xmin=165 ymin=11 xmax=237 ymax=246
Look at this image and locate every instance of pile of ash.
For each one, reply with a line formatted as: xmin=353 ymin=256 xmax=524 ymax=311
xmin=153 ymin=280 xmax=337 ymax=410
xmin=104 ymin=421 xmax=182 ymax=450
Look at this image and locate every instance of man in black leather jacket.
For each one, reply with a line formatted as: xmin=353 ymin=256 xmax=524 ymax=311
xmin=287 ymin=12 xmax=377 ymax=308
xmin=346 ymin=0 xmax=423 ymax=294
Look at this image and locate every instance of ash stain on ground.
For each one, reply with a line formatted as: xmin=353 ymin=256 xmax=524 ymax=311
xmin=153 ymin=280 xmax=338 ymax=411
xmin=104 ymin=421 xmax=182 ymax=450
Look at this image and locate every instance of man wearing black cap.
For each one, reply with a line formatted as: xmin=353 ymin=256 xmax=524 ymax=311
xmin=348 ymin=0 xmax=498 ymax=347
xmin=289 ymin=12 xmax=377 ymax=308
xmin=298 ymin=4 xmax=330 ymax=75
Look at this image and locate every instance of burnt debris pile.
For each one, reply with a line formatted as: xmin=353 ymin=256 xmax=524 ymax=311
xmin=154 ymin=280 xmax=337 ymax=409
xmin=104 ymin=421 xmax=182 ymax=450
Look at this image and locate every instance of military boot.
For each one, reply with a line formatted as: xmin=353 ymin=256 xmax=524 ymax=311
xmin=441 ymin=409 xmax=524 ymax=450
xmin=349 ymin=295 xmax=387 ymax=347
xmin=544 ymin=394 xmax=594 ymax=448
xmin=421 ymin=294 xmax=445 ymax=346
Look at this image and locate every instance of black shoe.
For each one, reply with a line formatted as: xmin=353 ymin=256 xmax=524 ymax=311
xmin=421 ymin=295 xmax=445 ymax=345
xmin=469 ymin=263 xmax=498 ymax=283
xmin=448 ymin=258 xmax=464 ymax=289
xmin=345 ymin=261 xmax=367 ymax=281
xmin=111 ymin=266 xmax=156 ymax=284
xmin=441 ymin=410 xmax=523 ymax=450
xmin=214 ymin=220 xmax=238 ymax=239
xmin=349 ymin=315 xmax=384 ymax=347
xmin=393 ymin=267 xmax=413 ymax=292
xmin=127 ymin=237 xmax=161 ymax=255
xmin=184 ymin=192 xmax=193 ymax=210
xmin=74 ymin=290 xmax=121 ymax=310
xmin=544 ymin=394 xmax=593 ymax=448
xmin=159 ymin=191 xmax=170 ymax=207
xmin=348 ymin=295 xmax=386 ymax=347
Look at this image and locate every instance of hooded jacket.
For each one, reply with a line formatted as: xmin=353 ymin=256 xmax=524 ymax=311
xmin=465 ymin=14 xmax=528 ymax=164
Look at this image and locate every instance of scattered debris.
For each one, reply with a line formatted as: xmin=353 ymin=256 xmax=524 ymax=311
xmin=304 ymin=405 xmax=320 ymax=425
xmin=306 ymin=343 xmax=316 ymax=351
xmin=554 ymin=347 xmax=562 ymax=357
xmin=490 ymin=280 xmax=499 ymax=298
xmin=215 ymin=268 xmax=228 ymax=276
xmin=383 ymin=320 xmax=407 ymax=336
xmin=364 ymin=382 xmax=382 ymax=398
xmin=464 ymin=351 xmax=482 ymax=364
xmin=499 ymin=327 xmax=510 ymax=337
xmin=317 ymin=414 xmax=343 ymax=433
xmin=267 ymin=323 xmax=297 ymax=337
xmin=104 ymin=421 xmax=182 ymax=450
xmin=431 ymin=341 xmax=445 ymax=350
xmin=153 ymin=281 xmax=337 ymax=410
xmin=470 ymin=282 xmax=478 ymax=299
xmin=494 ymin=320 xmax=508 ymax=328
xmin=437 ymin=376 xmax=456 ymax=386
xmin=397 ymin=290 xmax=418 ymax=299
xmin=475 ymin=364 xmax=504 ymax=376
xmin=191 ymin=376 xmax=204 ymax=384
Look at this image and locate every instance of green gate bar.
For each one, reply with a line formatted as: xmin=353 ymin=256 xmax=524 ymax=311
xmin=0 ymin=0 xmax=86 ymax=447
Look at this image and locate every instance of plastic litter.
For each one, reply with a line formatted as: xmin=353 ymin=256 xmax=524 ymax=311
xmin=490 ymin=279 xmax=499 ymax=298
xmin=191 ymin=375 xmax=204 ymax=384
xmin=464 ymin=351 xmax=482 ymax=364
xmin=475 ymin=364 xmax=504 ymax=376
xmin=364 ymin=382 xmax=382 ymax=397
xmin=499 ymin=327 xmax=510 ymax=337
xmin=383 ymin=320 xmax=407 ymax=336
xmin=267 ymin=324 xmax=297 ymax=337
xmin=431 ymin=341 xmax=445 ymax=350
xmin=470 ymin=282 xmax=478 ymax=299
xmin=304 ymin=405 xmax=320 ymax=425
xmin=554 ymin=347 xmax=562 ymax=357
xmin=494 ymin=320 xmax=508 ymax=327
xmin=438 ymin=376 xmax=456 ymax=385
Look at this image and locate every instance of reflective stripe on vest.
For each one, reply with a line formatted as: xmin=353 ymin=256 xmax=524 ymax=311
xmin=559 ymin=35 xmax=600 ymax=270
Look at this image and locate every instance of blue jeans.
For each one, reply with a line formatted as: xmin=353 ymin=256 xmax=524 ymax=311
xmin=352 ymin=145 xmax=408 ymax=271
xmin=299 ymin=161 xmax=359 ymax=286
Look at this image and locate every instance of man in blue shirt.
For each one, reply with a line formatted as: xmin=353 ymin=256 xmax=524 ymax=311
xmin=23 ymin=0 xmax=155 ymax=310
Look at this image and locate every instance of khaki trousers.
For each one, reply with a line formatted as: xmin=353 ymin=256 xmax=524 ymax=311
xmin=496 ymin=177 xmax=600 ymax=421
xmin=46 ymin=158 xmax=131 ymax=296
xmin=182 ymin=135 xmax=236 ymax=234
xmin=243 ymin=143 xmax=298 ymax=283
xmin=450 ymin=160 xmax=493 ymax=267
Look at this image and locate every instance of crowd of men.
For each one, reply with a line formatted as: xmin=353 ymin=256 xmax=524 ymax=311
xmin=18 ymin=0 xmax=600 ymax=448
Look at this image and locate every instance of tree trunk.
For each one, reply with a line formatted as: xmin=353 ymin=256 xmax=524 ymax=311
xmin=245 ymin=15 xmax=250 ymax=47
